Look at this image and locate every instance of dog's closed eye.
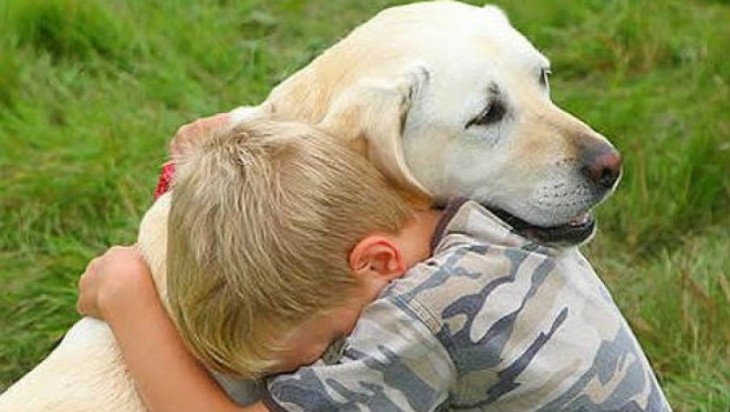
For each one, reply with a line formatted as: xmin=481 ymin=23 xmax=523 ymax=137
xmin=540 ymin=67 xmax=551 ymax=89
xmin=467 ymin=99 xmax=506 ymax=128
xmin=466 ymin=82 xmax=507 ymax=129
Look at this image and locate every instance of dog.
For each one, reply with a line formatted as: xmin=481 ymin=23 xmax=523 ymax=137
xmin=0 ymin=2 xmax=620 ymax=410
xmin=249 ymin=0 xmax=621 ymax=246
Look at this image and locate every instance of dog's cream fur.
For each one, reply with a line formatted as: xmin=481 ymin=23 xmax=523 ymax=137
xmin=254 ymin=1 xmax=618 ymax=226
xmin=0 ymin=2 xmax=619 ymax=411
xmin=0 ymin=195 xmax=169 ymax=412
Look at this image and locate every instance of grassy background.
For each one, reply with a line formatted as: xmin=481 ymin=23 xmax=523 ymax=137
xmin=0 ymin=0 xmax=727 ymax=410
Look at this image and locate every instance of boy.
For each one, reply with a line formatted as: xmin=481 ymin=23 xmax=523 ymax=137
xmin=78 ymin=119 xmax=670 ymax=411
xmin=164 ymin=119 xmax=426 ymax=379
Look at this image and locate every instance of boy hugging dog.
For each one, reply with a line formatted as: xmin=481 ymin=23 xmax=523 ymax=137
xmin=77 ymin=119 xmax=670 ymax=411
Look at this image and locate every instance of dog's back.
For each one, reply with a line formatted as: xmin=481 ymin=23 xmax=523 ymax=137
xmin=0 ymin=318 xmax=144 ymax=412
xmin=0 ymin=194 xmax=258 ymax=411
xmin=0 ymin=196 xmax=172 ymax=412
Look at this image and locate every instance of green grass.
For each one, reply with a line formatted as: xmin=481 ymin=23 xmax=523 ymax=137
xmin=0 ymin=0 xmax=728 ymax=410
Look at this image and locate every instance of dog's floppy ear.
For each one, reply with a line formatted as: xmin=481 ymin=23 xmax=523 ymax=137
xmin=318 ymin=67 xmax=431 ymax=197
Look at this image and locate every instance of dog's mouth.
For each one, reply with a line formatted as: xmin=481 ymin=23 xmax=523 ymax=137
xmin=488 ymin=207 xmax=596 ymax=245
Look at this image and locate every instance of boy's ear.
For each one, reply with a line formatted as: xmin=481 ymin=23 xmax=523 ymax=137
xmin=349 ymin=236 xmax=406 ymax=283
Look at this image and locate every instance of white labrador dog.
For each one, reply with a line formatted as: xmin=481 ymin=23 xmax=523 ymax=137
xmin=0 ymin=2 xmax=621 ymax=411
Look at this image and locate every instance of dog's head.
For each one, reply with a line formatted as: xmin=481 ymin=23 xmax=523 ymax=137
xmin=262 ymin=1 xmax=621 ymax=246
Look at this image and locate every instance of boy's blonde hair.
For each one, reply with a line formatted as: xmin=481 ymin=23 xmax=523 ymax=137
xmin=166 ymin=120 xmax=412 ymax=378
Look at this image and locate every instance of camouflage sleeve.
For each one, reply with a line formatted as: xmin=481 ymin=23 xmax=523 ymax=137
xmin=263 ymin=297 xmax=456 ymax=412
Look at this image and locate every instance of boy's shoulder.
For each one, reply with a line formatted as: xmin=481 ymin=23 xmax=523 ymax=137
xmin=374 ymin=200 xmax=670 ymax=410
xmin=265 ymin=201 xmax=670 ymax=411
xmin=381 ymin=199 xmax=561 ymax=334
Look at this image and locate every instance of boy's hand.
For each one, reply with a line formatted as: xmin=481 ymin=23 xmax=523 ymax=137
xmin=77 ymin=245 xmax=156 ymax=321
xmin=78 ymin=247 xmax=262 ymax=412
xmin=170 ymin=112 xmax=232 ymax=157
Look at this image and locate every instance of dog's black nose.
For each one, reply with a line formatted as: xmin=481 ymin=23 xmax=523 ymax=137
xmin=581 ymin=149 xmax=622 ymax=190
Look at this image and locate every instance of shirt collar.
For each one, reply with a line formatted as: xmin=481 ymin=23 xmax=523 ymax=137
xmin=429 ymin=198 xmax=552 ymax=255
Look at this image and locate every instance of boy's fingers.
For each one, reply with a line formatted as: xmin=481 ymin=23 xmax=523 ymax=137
xmin=76 ymin=297 xmax=88 ymax=316
xmin=76 ymin=245 xmax=136 ymax=316
xmin=77 ymin=258 xmax=97 ymax=315
xmin=76 ymin=277 xmax=90 ymax=315
xmin=170 ymin=113 xmax=232 ymax=156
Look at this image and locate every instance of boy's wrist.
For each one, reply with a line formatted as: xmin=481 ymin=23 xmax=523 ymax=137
xmin=99 ymin=269 xmax=158 ymax=324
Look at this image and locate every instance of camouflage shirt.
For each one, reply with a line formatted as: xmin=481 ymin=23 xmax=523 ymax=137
xmin=263 ymin=200 xmax=671 ymax=411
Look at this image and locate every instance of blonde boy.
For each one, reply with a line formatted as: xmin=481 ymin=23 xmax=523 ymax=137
xmin=166 ymin=120 xmax=415 ymax=378
xmin=78 ymin=119 xmax=669 ymax=411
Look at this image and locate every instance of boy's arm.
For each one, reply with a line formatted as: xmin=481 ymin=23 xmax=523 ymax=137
xmin=262 ymin=297 xmax=455 ymax=411
xmin=78 ymin=246 xmax=269 ymax=412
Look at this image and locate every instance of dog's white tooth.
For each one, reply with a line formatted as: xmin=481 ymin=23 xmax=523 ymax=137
xmin=569 ymin=213 xmax=589 ymax=226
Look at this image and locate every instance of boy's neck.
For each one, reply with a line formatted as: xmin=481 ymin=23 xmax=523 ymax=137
xmin=336 ymin=209 xmax=443 ymax=338
xmin=395 ymin=209 xmax=444 ymax=270
xmin=350 ymin=208 xmax=443 ymax=299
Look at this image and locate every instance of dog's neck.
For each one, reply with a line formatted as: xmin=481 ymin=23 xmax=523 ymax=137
xmin=136 ymin=193 xmax=172 ymax=308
